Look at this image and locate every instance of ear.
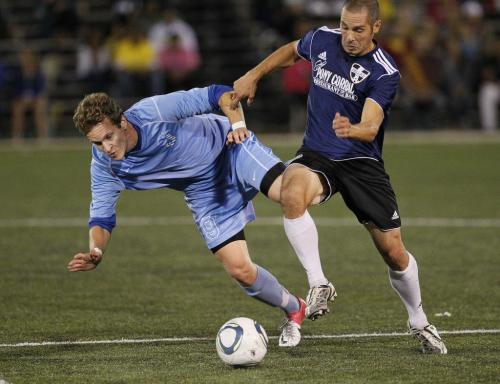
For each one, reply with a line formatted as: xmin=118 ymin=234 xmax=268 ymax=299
xmin=373 ymin=19 xmax=382 ymax=34
xmin=120 ymin=115 xmax=127 ymax=129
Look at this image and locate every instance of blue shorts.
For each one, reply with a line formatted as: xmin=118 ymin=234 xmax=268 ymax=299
xmin=185 ymin=133 xmax=283 ymax=250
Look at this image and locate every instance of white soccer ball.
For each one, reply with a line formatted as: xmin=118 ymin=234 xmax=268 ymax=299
xmin=216 ymin=317 xmax=268 ymax=367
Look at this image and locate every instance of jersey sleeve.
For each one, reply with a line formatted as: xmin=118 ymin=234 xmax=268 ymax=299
xmin=367 ymin=72 xmax=400 ymax=112
xmin=88 ymin=156 xmax=125 ymax=232
xmin=150 ymin=85 xmax=231 ymax=122
xmin=296 ymin=29 xmax=316 ymax=61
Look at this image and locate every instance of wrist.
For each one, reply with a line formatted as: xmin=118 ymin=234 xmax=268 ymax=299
xmin=90 ymin=247 xmax=103 ymax=265
xmin=248 ymin=68 xmax=264 ymax=81
xmin=231 ymin=121 xmax=247 ymax=131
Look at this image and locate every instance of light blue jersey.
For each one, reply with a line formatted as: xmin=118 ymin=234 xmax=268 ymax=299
xmin=89 ymin=86 xmax=282 ymax=249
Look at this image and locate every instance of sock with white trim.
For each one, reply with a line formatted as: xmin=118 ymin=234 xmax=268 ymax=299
xmin=241 ymin=265 xmax=300 ymax=314
xmin=388 ymin=252 xmax=429 ymax=330
xmin=284 ymin=210 xmax=329 ymax=288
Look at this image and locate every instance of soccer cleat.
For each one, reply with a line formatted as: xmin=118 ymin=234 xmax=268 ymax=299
xmin=409 ymin=322 xmax=448 ymax=354
xmin=278 ymin=297 xmax=306 ymax=348
xmin=305 ymin=282 xmax=337 ymax=320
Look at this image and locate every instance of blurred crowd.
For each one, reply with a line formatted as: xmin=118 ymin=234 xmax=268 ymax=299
xmin=0 ymin=0 xmax=498 ymax=141
xmin=255 ymin=0 xmax=500 ymax=132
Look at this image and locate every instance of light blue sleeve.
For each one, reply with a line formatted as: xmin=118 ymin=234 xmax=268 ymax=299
xmin=150 ymin=86 xmax=215 ymax=122
xmin=89 ymin=157 xmax=125 ymax=232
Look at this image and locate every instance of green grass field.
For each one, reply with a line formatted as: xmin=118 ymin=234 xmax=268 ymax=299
xmin=1 ymin=136 xmax=499 ymax=383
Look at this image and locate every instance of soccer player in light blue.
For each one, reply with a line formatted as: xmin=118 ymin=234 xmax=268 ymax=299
xmin=232 ymin=0 xmax=447 ymax=354
xmin=67 ymin=85 xmax=305 ymax=347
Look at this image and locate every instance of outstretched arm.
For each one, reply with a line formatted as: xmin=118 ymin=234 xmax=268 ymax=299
xmin=231 ymin=41 xmax=300 ymax=108
xmin=67 ymin=226 xmax=111 ymax=272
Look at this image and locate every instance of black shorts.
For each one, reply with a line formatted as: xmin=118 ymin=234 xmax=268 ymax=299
xmin=289 ymin=150 xmax=401 ymax=231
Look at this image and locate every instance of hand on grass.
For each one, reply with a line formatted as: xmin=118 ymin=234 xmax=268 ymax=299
xmin=67 ymin=248 xmax=102 ymax=272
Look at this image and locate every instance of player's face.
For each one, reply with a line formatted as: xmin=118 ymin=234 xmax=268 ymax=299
xmin=340 ymin=7 xmax=381 ymax=56
xmin=87 ymin=117 xmax=129 ymax=160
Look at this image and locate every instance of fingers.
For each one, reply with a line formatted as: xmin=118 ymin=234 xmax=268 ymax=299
xmin=226 ymin=128 xmax=250 ymax=145
xmin=229 ymin=92 xmax=241 ymax=109
xmin=67 ymin=253 xmax=97 ymax=272
xmin=232 ymin=74 xmax=258 ymax=108
xmin=332 ymin=112 xmax=350 ymax=138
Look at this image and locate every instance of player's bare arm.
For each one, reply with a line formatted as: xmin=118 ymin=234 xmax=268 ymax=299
xmin=333 ymin=99 xmax=384 ymax=142
xmin=231 ymin=41 xmax=300 ymax=108
xmin=67 ymin=226 xmax=110 ymax=272
xmin=218 ymin=91 xmax=250 ymax=145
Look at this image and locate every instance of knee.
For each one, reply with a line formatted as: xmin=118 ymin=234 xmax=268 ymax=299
xmin=382 ymin=245 xmax=408 ymax=271
xmin=280 ymin=183 xmax=307 ymax=218
xmin=226 ymin=261 xmax=257 ymax=286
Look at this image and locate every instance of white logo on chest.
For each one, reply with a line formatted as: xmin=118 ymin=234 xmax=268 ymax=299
xmin=158 ymin=131 xmax=176 ymax=148
xmin=350 ymin=63 xmax=370 ymax=84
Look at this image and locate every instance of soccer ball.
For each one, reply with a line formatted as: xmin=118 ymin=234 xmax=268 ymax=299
xmin=216 ymin=317 xmax=268 ymax=367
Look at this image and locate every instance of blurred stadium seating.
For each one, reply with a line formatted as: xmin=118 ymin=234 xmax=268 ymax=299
xmin=0 ymin=0 xmax=498 ymax=139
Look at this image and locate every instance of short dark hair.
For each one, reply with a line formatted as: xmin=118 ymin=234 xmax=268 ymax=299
xmin=73 ymin=93 xmax=122 ymax=135
xmin=343 ymin=0 xmax=380 ymax=24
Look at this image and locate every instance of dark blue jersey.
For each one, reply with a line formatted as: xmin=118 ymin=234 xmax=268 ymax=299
xmin=297 ymin=26 xmax=400 ymax=161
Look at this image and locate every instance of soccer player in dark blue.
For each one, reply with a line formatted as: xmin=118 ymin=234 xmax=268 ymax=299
xmin=67 ymin=86 xmax=306 ymax=347
xmin=232 ymin=0 xmax=447 ymax=354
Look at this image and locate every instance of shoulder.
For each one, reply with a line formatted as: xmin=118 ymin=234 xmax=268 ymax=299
xmin=125 ymin=97 xmax=163 ymax=124
xmin=369 ymin=47 xmax=400 ymax=80
xmin=311 ymin=26 xmax=341 ymax=43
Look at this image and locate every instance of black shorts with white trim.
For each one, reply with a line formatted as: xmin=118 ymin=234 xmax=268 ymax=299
xmin=289 ymin=149 xmax=401 ymax=231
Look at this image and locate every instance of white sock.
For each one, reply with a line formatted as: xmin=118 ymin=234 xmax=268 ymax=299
xmin=388 ymin=252 xmax=429 ymax=330
xmin=284 ymin=210 xmax=328 ymax=288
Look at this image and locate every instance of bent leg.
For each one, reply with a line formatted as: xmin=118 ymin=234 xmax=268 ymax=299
xmin=366 ymin=225 xmax=429 ymax=329
xmin=281 ymin=164 xmax=329 ymax=288
xmin=281 ymin=164 xmax=326 ymax=218
xmin=215 ymin=239 xmax=299 ymax=314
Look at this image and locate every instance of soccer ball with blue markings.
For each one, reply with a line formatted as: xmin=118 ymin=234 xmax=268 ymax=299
xmin=216 ymin=317 xmax=268 ymax=366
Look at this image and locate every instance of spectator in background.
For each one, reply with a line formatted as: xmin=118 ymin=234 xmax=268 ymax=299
xmin=76 ymin=30 xmax=112 ymax=94
xmin=281 ymin=18 xmax=312 ymax=132
xmin=36 ymin=0 xmax=80 ymax=40
xmin=10 ymin=50 xmax=49 ymax=142
xmin=112 ymin=24 xmax=154 ymax=97
xmin=156 ymin=33 xmax=201 ymax=92
xmin=149 ymin=10 xmax=200 ymax=94
xmin=478 ymin=28 xmax=499 ymax=132
xmin=385 ymin=7 xmax=444 ymax=128
xmin=281 ymin=58 xmax=311 ymax=132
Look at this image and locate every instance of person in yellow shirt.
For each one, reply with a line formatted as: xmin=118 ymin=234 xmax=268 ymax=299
xmin=112 ymin=25 xmax=154 ymax=97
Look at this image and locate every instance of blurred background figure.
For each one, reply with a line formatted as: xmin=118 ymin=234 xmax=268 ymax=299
xmin=477 ymin=8 xmax=499 ymax=132
xmin=10 ymin=49 xmax=49 ymax=142
xmin=148 ymin=10 xmax=200 ymax=94
xmin=0 ymin=0 xmax=497 ymax=138
xmin=156 ymin=33 xmax=201 ymax=92
xmin=76 ymin=30 xmax=112 ymax=94
xmin=281 ymin=18 xmax=312 ymax=132
xmin=111 ymin=24 xmax=154 ymax=98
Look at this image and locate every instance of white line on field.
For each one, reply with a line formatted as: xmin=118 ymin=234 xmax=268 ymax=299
xmin=1 ymin=217 xmax=500 ymax=228
xmin=1 ymin=329 xmax=499 ymax=348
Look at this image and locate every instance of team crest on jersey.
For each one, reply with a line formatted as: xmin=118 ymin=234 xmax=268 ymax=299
xmin=158 ymin=131 xmax=176 ymax=148
xmin=350 ymin=63 xmax=370 ymax=84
